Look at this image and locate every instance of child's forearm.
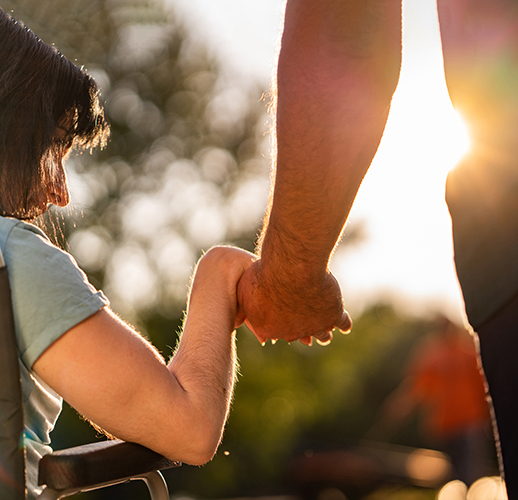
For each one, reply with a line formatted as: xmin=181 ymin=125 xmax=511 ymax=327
xmin=166 ymin=247 xmax=253 ymax=463
xmin=167 ymin=309 xmax=237 ymax=462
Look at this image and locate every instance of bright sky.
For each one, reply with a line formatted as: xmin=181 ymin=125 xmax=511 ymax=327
xmin=168 ymin=0 xmax=469 ymax=322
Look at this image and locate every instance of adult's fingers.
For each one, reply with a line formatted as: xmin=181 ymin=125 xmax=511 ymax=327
xmin=336 ymin=311 xmax=353 ymax=334
xmin=244 ymin=318 xmax=268 ymax=346
xmin=315 ymin=330 xmax=333 ymax=346
xmin=299 ymin=335 xmax=313 ymax=346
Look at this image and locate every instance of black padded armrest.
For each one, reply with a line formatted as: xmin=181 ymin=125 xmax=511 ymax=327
xmin=38 ymin=440 xmax=180 ymax=490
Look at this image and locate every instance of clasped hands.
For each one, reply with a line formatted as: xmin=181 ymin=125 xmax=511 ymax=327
xmin=236 ymin=257 xmax=352 ymax=346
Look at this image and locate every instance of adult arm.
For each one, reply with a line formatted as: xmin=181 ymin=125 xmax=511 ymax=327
xmin=33 ymin=246 xmax=254 ymax=466
xmin=238 ymin=0 xmax=403 ymax=344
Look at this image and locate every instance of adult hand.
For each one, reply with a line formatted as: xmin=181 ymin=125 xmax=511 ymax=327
xmin=237 ymin=259 xmax=352 ymax=346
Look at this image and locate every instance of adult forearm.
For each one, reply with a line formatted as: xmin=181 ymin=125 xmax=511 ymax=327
xmin=236 ymin=1 xmax=402 ymax=343
xmin=260 ymin=0 xmax=402 ymax=275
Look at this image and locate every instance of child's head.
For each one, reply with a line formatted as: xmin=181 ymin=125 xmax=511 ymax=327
xmin=0 ymin=8 xmax=110 ymax=220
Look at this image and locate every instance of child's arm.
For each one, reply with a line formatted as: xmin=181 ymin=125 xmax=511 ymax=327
xmin=33 ymin=246 xmax=255 ymax=465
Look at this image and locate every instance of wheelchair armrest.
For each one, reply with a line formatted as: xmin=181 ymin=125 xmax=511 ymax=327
xmin=38 ymin=440 xmax=181 ymax=490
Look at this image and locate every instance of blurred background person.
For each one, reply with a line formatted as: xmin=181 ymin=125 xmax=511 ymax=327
xmin=371 ymin=316 xmax=494 ymax=486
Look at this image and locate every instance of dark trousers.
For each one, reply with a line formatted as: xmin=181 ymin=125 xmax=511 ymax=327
xmin=477 ymin=293 xmax=518 ymax=498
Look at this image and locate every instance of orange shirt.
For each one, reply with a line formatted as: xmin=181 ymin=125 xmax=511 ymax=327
xmin=407 ymin=332 xmax=490 ymax=439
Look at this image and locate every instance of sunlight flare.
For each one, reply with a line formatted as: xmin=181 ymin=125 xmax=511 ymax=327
xmin=437 ymin=108 xmax=471 ymax=176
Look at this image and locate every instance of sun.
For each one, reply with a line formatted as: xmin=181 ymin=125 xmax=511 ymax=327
xmin=378 ymin=76 xmax=472 ymax=187
xmin=424 ymin=104 xmax=471 ymax=180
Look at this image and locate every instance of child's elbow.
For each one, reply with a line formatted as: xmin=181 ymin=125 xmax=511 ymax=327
xmin=190 ymin=422 xmax=224 ymax=465
xmin=183 ymin=445 xmax=218 ymax=467
xmin=164 ymin=418 xmax=224 ymax=466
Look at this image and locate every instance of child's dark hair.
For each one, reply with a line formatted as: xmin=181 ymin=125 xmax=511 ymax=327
xmin=0 ymin=8 xmax=110 ymax=220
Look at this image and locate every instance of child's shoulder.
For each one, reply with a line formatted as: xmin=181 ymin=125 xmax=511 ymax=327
xmin=0 ymin=216 xmax=47 ymax=239
xmin=0 ymin=216 xmax=54 ymax=260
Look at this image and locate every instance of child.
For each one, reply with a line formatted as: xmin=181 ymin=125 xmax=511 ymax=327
xmin=0 ymin=9 xmax=254 ymax=498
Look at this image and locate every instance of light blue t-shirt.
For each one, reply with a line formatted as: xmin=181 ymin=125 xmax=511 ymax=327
xmin=0 ymin=217 xmax=109 ymax=498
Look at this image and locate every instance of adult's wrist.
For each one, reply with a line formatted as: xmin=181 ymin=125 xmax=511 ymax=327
xmin=259 ymin=215 xmax=332 ymax=279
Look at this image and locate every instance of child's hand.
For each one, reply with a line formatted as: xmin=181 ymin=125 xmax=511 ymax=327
xmin=188 ymin=246 xmax=256 ymax=331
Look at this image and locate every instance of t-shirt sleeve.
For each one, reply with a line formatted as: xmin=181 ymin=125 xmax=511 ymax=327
xmin=4 ymin=223 xmax=110 ymax=369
